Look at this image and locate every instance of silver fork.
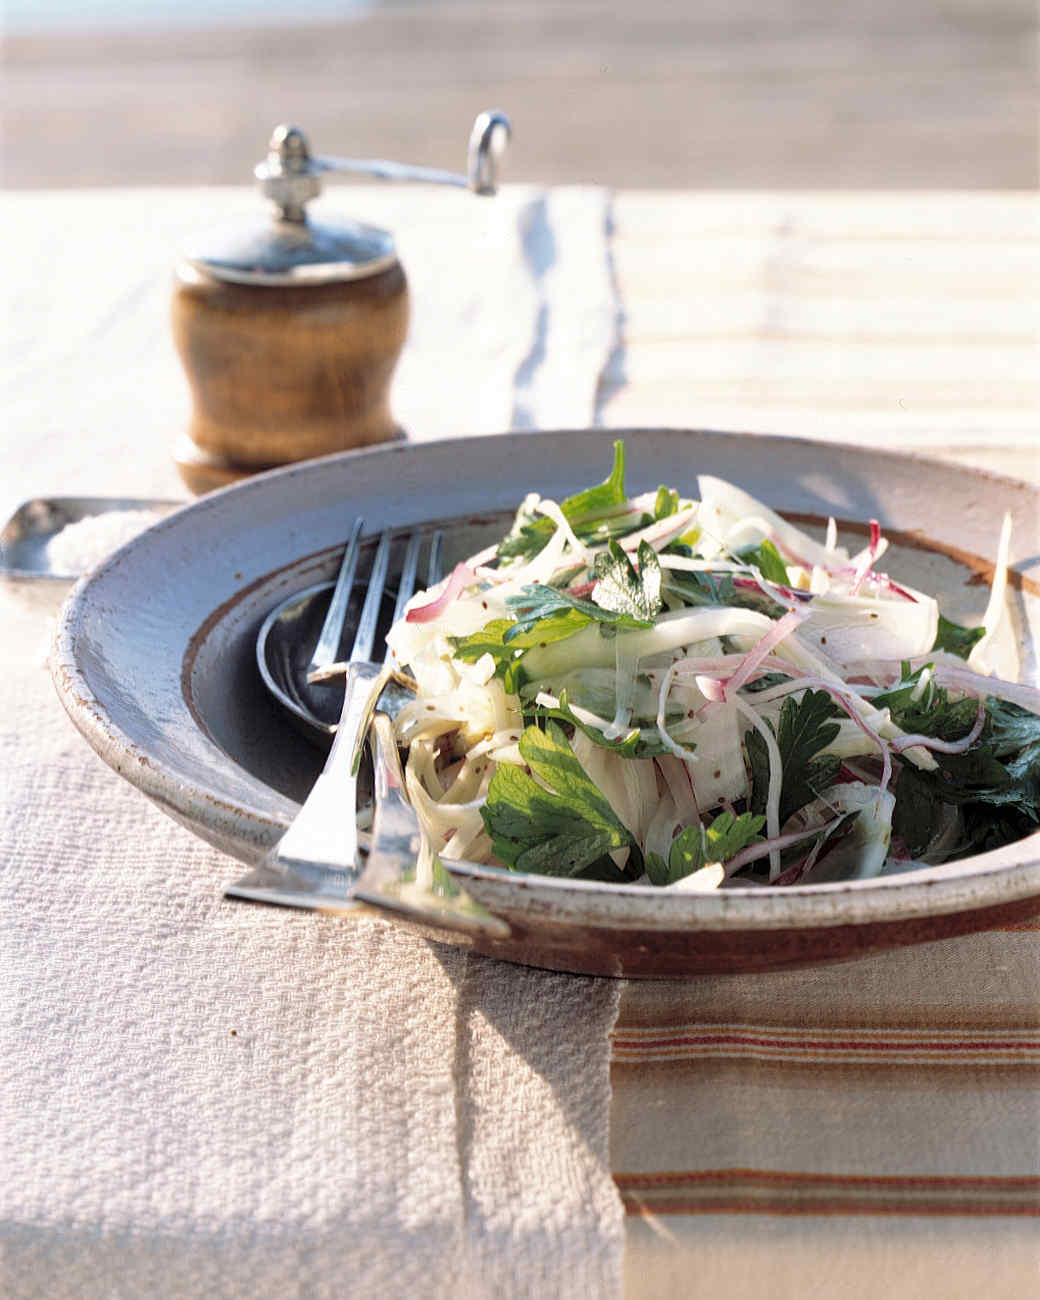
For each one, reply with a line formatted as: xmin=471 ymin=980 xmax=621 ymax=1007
xmin=226 ymin=526 xmax=507 ymax=938
xmin=225 ymin=524 xmax=424 ymax=909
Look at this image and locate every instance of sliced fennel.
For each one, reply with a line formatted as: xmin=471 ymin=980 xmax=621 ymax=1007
xmin=383 ymin=442 xmax=1040 ymax=891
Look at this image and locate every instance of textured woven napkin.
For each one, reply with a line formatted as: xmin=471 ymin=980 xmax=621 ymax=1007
xmin=0 ymin=186 xmax=624 ymax=1298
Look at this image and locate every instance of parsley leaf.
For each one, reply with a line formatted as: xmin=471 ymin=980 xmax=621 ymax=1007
xmin=500 ymin=539 xmax=662 ymax=645
xmin=503 ymin=602 xmax=592 ymax=645
xmin=890 ymin=768 xmax=939 ymax=856
xmin=452 ymin=618 xmax=518 ymax=673
xmin=504 ymin=582 xmax=649 ymax=641
xmin=450 ymin=618 xmax=524 ymax=691
xmin=452 ymin=610 xmax=596 ymax=691
xmin=531 ymin=689 xmax=675 ymax=758
xmin=987 ymin=699 xmax=1040 ymax=775
xmin=479 ymin=721 xmax=638 ymax=877
xmin=645 ymin=811 xmax=765 ymax=885
xmin=871 ymin=662 xmax=931 ymax=713
xmin=654 ymin=486 xmax=680 ymax=520
xmin=660 ymin=565 xmax=785 ymax=618
xmin=932 ymin=614 xmax=985 ymax=659
xmin=559 ymin=439 xmax=628 ymax=525
xmin=892 ymin=697 xmax=1040 ymax=857
xmin=874 ymin=664 xmax=979 ymax=741
xmin=590 ymin=539 xmax=663 ymax=623
xmin=746 ymin=689 xmax=843 ymax=824
xmin=661 ymin=569 xmax=735 ymax=608
xmin=736 ymin=539 xmax=789 ymax=587
xmin=497 ymin=440 xmax=629 ymax=562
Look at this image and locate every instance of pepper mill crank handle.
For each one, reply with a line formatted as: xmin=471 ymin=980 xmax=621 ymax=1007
xmin=315 ymin=110 xmax=511 ymax=195
xmin=256 ymin=111 xmax=511 ymax=218
xmin=467 ymin=109 xmax=511 ymax=194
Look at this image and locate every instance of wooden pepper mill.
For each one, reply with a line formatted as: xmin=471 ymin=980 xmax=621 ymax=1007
xmin=172 ymin=111 xmax=510 ymax=494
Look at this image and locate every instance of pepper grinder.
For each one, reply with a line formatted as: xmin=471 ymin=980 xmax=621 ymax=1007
xmin=171 ymin=110 xmax=510 ymax=494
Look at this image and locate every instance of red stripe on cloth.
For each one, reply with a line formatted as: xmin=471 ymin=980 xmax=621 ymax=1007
xmin=615 ymin=1169 xmax=1040 ymax=1190
xmin=620 ymin=1196 xmax=1040 ymax=1218
xmin=612 ymin=1032 xmax=1040 ymax=1054
xmin=614 ymin=1169 xmax=1040 ymax=1217
xmin=610 ymin=1028 xmax=1040 ymax=1068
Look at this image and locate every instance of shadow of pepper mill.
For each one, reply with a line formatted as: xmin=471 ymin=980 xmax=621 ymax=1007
xmin=171 ymin=110 xmax=510 ymax=494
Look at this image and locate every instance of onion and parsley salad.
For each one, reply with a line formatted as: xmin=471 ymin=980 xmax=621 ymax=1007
xmin=385 ymin=443 xmax=1040 ymax=891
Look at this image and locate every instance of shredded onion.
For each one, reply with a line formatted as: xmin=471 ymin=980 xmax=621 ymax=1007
xmin=405 ymin=563 xmax=477 ymax=623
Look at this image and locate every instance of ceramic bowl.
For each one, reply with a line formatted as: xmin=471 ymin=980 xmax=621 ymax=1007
xmin=52 ymin=429 xmax=1040 ymax=975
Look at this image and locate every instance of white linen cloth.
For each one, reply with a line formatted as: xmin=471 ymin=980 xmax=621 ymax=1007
xmin=600 ymin=191 xmax=1040 ymax=476
xmin=0 ymin=186 xmax=625 ymax=1298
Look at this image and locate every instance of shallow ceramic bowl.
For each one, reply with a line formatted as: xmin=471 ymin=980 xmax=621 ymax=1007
xmin=52 ymin=429 xmax=1040 ymax=976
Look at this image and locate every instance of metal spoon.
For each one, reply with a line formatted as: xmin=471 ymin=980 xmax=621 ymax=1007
xmin=256 ymin=528 xmax=443 ymax=744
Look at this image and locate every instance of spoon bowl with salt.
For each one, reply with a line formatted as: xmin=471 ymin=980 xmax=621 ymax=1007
xmin=0 ymin=496 xmax=179 ymax=613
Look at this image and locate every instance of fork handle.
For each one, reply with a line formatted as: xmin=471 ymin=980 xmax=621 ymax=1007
xmin=271 ymin=659 xmax=385 ymax=875
xmin=353 ymin=713 xmax=510 ymax=939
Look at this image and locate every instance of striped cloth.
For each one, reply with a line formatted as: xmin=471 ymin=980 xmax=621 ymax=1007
xmin=603 ymin=190 xmax=1039 ymax=1299
xmin=610 ymin=919 xmax=1040 ymax=1298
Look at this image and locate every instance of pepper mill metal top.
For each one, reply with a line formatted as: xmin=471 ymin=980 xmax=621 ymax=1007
xmin=183 ymin=109 xmax=511 ymax=286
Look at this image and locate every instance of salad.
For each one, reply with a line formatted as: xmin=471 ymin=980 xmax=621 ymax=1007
xmin=385 ymin=443 xmax=1040 ymax=890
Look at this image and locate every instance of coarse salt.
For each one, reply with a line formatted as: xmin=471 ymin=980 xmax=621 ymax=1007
xmin=44 ymin=509 xmax=159 ymax=574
